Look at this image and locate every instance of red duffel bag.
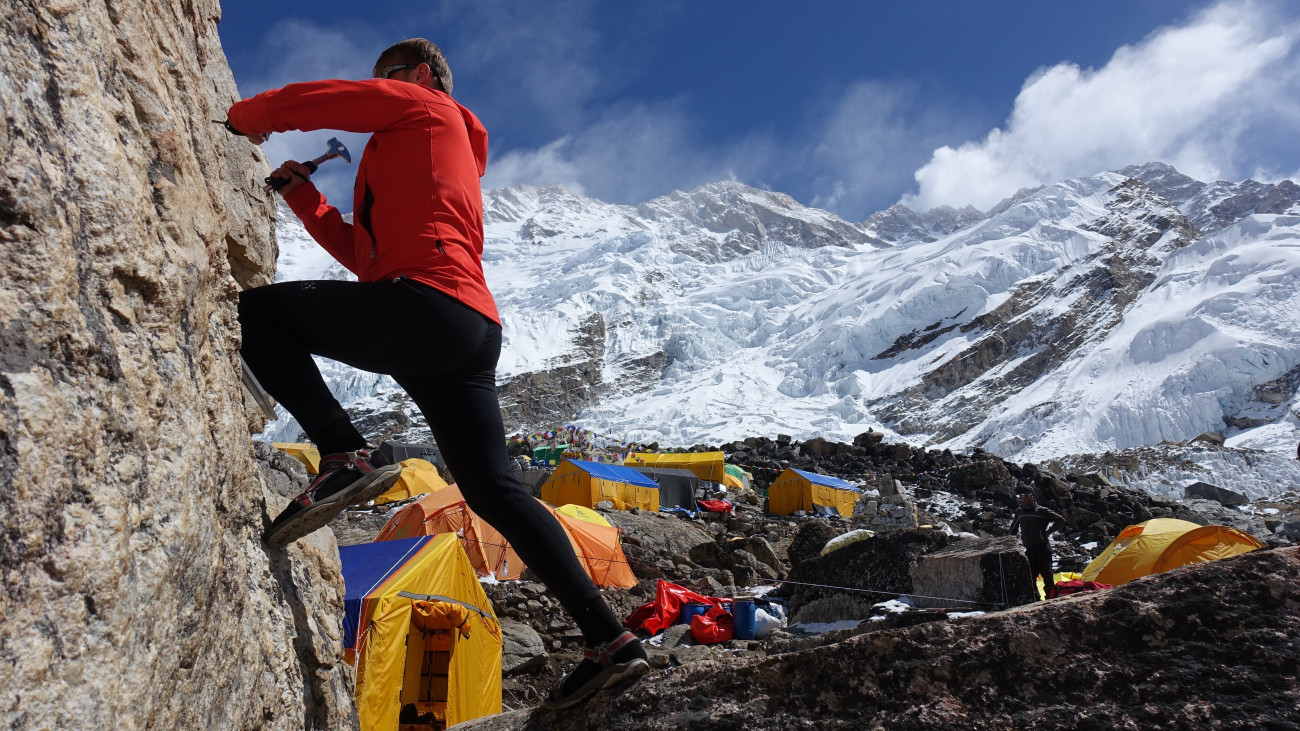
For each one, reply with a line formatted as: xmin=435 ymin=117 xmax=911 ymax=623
xmin=690 ymin=605 xmax=734 ymax=644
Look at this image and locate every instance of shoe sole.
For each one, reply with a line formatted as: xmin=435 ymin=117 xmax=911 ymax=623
xmin=265 ymin=464 xmax=403 ymax=547
xmin=543 ymin=658 xmax=650 ymax=710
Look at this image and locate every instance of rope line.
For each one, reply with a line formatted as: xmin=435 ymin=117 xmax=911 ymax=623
xmin=773 ymin=578 xmax=1000 ymax=607
xmin=416 ymin=532 xmax=1009 ymax=608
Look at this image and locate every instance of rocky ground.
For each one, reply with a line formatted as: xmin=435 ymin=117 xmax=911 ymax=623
xmin=461 ymin=544 xmax=1300 ymax=730
xmin=261 ymin=429 xmax=1300 ymax=724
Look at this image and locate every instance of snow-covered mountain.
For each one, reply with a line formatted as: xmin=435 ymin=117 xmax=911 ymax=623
xmin=259 ymin=163 xmax=1300 ymax=481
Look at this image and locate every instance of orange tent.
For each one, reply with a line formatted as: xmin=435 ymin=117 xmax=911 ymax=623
xmin=553 ymin=506 xmax=637 ymax=589
xmin=376 ymin=489 xmax=636 ymax=589
xmin=1082 ymin=518 xmax=1265 ymax=585
xmin=376 ymin=485 xmax=523 ymax=581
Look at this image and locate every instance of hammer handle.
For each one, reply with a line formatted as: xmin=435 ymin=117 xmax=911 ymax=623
xmin=264 ymin=160 xmax=319 ymax=191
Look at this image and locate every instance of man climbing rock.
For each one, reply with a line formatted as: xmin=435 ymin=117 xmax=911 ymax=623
xmin=1010 ymin=487 xmax=1066 ymax=599
xmin=223 ymin=38 xmax=647 ymax=708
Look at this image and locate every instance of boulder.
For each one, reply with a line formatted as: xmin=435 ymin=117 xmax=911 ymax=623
xmin=658 ymin=623 xmax=692 ymax=650
xmin=786 ymin=529 xmax=951 ymax=619
xmin=946 ymin=460 xmax=1016 ymax=499
xmin=687 ymin=541 xmax=773 ymax=585
xmin=785 ymin=522 xmax=843 ymax=575
xmin=806 ymin=434 xmax=837 ymax=452
xmin=1184 ymin=481 xmax=1248 ymax=507
xmin=1192 ymin=432 xmax=1226 ymax=446
xmin=606 ymin=510 xmax=713 ymax=560
xmin=737 ymin=536 xmax=785 ymax=579
xmin=908 ymin=535 xmax=1034 ymax=608
xmin=500 ymin=620 xmax=547 ymax=674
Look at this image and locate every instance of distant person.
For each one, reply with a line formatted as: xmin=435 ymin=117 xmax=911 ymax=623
xmin=223 ymin=38 xmax=647 ymax=708
xmin=1010 ymin=487 xmax=1066 ymax=600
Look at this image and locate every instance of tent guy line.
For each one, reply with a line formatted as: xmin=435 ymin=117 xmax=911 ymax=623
xmin=774 ymin=574 xmax=998 ymax=603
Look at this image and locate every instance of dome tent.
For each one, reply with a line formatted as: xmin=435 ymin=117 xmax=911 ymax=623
xmin=1081 ymin=518 xmax=1265 ymax=585
xmin=373 ymin=457 xmax=451 ymax=506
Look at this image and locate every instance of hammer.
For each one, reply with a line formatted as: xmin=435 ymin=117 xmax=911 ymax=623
xmin=264 ymin=137 xmax=352 ymax=191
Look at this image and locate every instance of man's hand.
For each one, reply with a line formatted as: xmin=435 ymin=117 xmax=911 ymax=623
xmin=268 ymin=160 xmax=313 ymax=196
xmin=219 ymin=118 xmax=268 ymax=145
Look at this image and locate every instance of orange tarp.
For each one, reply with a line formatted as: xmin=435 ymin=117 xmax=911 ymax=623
xmin=376 ymin=489 xmax=636 ymax=589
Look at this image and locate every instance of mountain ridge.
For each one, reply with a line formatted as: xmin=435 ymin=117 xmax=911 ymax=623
xmin=263 ymin=162 xmax=1300 ymax=494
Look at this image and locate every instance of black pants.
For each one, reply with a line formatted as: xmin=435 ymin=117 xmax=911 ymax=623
xmin=1024 ymin=542 xmax=1056 ymax=598
xmin=239 ymin=278 xmax=610 ymax=632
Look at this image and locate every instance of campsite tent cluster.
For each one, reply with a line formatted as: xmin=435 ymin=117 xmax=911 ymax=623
xmin=273 ymin=442 xmax=1267 ymax=729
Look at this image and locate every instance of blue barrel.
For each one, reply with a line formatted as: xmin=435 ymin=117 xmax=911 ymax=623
xmin=732 ymin=599 xmax=757 ymax=640
xmin=679 ymin=602 xmax=709 ymax=625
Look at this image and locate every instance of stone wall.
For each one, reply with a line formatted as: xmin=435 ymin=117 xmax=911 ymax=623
xmin=0 ymin=1 xmax=353 ymax=728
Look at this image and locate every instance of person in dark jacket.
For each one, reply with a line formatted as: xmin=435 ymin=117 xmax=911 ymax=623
xmin=1010 ymin=487 xmax=1067 ymax=599
xmin=224 ymin=38 xmax=647 ymax=709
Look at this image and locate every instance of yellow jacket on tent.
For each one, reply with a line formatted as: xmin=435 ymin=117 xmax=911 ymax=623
xmin=624 ymin=451 xmax=725 ymax=482
xmin=1082 ymin=518 xmax=1264 ymax=585
xmin=347 ymin=534 xmax=502 ymax=730
xmin=374 ymin=458 xmax=450 ymax=505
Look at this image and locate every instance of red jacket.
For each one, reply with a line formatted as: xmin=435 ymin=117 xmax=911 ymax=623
xmin=228 ymin=79 xmax=499 ymax=324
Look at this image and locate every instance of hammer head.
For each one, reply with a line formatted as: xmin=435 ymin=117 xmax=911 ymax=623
xmin=326 ymin=137 xmax=351 ymax=164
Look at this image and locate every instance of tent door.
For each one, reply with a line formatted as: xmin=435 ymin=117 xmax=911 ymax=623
xmin=400 ymin=628 xmax=453 ymax=731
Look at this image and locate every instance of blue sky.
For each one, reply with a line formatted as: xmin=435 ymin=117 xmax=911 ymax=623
xmin=218 ymin=0 xmax=1300 ymax=218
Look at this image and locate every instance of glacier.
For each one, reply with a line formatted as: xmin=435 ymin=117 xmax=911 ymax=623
xmin=257 ymin=163 xmax=1300 ymax=496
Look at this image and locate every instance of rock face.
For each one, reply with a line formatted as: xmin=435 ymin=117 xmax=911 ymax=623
xmin=460 ymin=546 xmax=1300 ymax=730
xmin=0 ymin=2 xmax=353 ymax=729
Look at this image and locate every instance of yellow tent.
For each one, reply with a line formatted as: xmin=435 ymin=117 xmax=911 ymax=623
xmin=341 ymin=534 xmax=502 ymax=730
xmin=374 ymin=458 xmax=450 ymax=506
xmin=767 ymin=468 xmax=861 ymax=516
xmin=272 ymin=442 xmax=320 ymax=474
xmin=624 ymin=451 xmax=725 ymax=482
xmin=1082 ymin=518 xmax=1265 ymax=585
xmin=555 ymin=503 xmax=612 ymax=528
xmin=541 ymin=459 xmax=661 ymax=512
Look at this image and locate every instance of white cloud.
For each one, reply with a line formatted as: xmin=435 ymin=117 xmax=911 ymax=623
xmin=905 ymin=1 xmax=1300 ymax=211
xmin=482 ymin=138 xmax=587 ymax=194
xmin=229 ymin=18 xmax=385 ymax=212
xmin=480 ymin=100 xmax=777 ymax=205
xmin=236 ymin=18 xmax=380 ymax=96
xmin=805 ymin=81 xmax=982 ymax=218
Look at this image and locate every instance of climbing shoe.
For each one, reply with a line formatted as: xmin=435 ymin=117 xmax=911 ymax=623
xmin=544 ymin=631 xmax=649 ymax=710
xmin=264 ymin=446 xmax=401 ymax=547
